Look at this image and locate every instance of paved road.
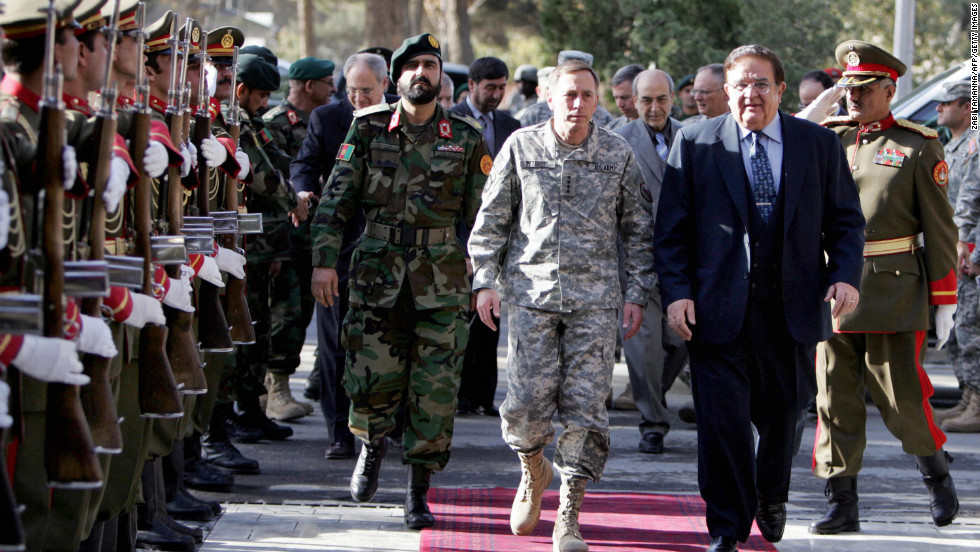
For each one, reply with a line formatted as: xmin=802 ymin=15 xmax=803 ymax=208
xmin=180 ymin=313 xmax=979 ymax=551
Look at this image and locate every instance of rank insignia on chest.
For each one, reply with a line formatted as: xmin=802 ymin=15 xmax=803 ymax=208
xmin=388 ymin=110 xmax=401 ymax=132
xmin=480 ymin=154 xmax=493 ymax=175
xmin=287 ymin=110 xmax=299 ymax=125
xmin=934 ymin=160 xmax=949 ymax=186
xmin=258 ymin=128 xmax=272 ymax=145
xmin=873 ymin=148 xmax=905 ymax=167
xmin=337 ymin=143 xmax=355 ymax=162
xmin=438 ymin=119 xmax=453 ymax=139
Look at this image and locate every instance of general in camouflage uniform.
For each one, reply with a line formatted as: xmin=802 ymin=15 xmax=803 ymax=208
xmin=468 ymin=60 xmax=655 ymax=551
xmin=811 ymin=41 xmax=960 ymax=535
xmin=310 ymin=33 xmax=488 ymax=530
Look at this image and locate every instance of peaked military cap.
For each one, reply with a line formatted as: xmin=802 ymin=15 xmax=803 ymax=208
xmin=0 ymin=0 xmax=81 ymax=40
xmin=74 ymin=0 xmax=107 ymax=34
xmin=934 ymin=79 xmax=971 ymax=102
xmin=102 ymin=0 xmax=138 ymax=31
xmin=240 ymin=45 xmax=277 ymax=66
xmin=177 ymin=18 xmax=204 ymax=60
xmin=558 ymin=50 xmax=593 ymax=67
xmin=144 ymin=10 xmax=176 ymax=54
xmin=835 ymin=40 xmax=906 ymax=87
xmin=390 ymin=33 xmax=442 ymax=81
xmin=206 ymin=26 xmax=243 ymax=64
xmin=288 ymin=57 xmax=335 ymax=80
xmin=238 ymin=53 xmax=280 ymax=91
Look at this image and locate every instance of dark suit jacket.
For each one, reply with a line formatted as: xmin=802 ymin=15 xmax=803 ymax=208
xmin=615 ymin=117 xmax=682 ymax=218
xmin=654 ymin=112 xmax=865 ymax=345
xmin=448 ymin=101 xmax=521 ymax=158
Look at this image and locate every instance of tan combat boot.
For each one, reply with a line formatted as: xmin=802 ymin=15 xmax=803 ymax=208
xmin=934 ymin=388 xmax=972 ymax=425
xmin=264 ymin=372 xmax=310 ymax=421
xmin=942 ymin=390 xmax=980 ymax=433
xmin=511 ymin=450 xmax=554 ymax=535
xmin=553 ymin=473 xmax=588 ymax=552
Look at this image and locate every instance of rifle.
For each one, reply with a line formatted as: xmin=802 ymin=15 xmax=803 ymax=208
xmin=76 ymin=0 xmax=124 ymax=455
xmin=133 ymin=4 xmax=183 ymax=417
xmin=191 ymin=25 xmax=234 ymax=353
xmin=39 ymin=0 xmax=103 ymax=488
xmin=160 ymin=17 xmax=207 ymax=393
xmin=220 ymin=46 xmax=256 ymax=345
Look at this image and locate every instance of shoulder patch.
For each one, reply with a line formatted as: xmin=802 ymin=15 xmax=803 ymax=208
xmin=968 ymin=136 xmax=977 ymax=156
xmin=337 ymin=143 xmax=355 ymax=162
xmin=896 ymin=119 xmax=938 ymax=138
xmin=287 ymin=110 xmax=300 ymax=125
xmin=821 ymin=116 xmax=856 ymax=127
xmin=438 ymin=119 xmax=453 ymax=139
xmin=934 ymin=160 xmax=949 ymax=187
xmin=480 ymin=155 xmax=493 ymax=175
xmin=258 ymin=128 xmax=272 ymax=145
xmin=449 ymin=110 xmax=483 ymax=132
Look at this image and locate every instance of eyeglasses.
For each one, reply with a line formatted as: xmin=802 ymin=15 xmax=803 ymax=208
xmin=729 ymin=81 xmax=775 ymax=94
xmin=692 ymin=87 xmax=722 ymax=96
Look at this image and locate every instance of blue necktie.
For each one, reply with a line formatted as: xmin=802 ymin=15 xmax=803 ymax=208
xmin=480 ymin=114 xmax=494 ymax=153
xmin=750 ymin=131 xmax=776 ymax=222
xmin=655 ymin=132 xmax=668 ymax=162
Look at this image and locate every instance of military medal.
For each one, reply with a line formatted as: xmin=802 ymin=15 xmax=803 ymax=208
xmin=873 ymin=148 xmax=905 ymax=167
xmin=439 ymin=119 xmax=453 ymax=139
xmin=934 ymin=160 xmax=949 ymax=186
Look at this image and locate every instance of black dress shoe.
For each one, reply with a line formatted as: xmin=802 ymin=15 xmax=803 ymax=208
xmin=639 ymin=432 xmax=665 ymax=454
xmin=755 ymin=502 xmax=786 ymax=543
xmin=304 ymin=366 xmax=321 ymax=401
xmin=351 ymin=439 xmax=388 ymax=502
xmin=678 ymin=402 xmax=697 ymax=423
xmin=163 ymin=516 xmax=203 ymax=544
xmin=166 ymin=489 xmax=215 ymax=522
xmin=184 ymin=459 xmax=234 ymax=491
xmin=706 ymin=535 xmax=737 ymax=552
xmin=135 ymin=522 xmax=196 ymax=552
xmin=177 ymin=486 xmax=222 ymax=517
xmin=455 ymin=397 xmax=472 ymax=416
xmin=325 ymin=441 xmax=354 ymax=459
xmin=475 ymin=404 xmax=500 ymax=417
xmin=236 ymin=412 xmax=294 ymax=441
xmin=202 ymin=438 xmax=261 ymax=475
xmin=225 ymin=415 xmax=264 ymax=443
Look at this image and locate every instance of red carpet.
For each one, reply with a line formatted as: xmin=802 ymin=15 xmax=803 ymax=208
xmin=419 ymin=487 xmax=779 ymax=552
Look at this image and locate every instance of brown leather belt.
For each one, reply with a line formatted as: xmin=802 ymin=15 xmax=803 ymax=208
xmin=364 ymin=220 xmax=455 ymax=246
xmin=863 ymin=233 xmax=922 ymax=257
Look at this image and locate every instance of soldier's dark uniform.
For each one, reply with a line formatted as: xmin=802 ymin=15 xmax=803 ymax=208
xmin=812 ymin=40 xmax=960 ymax=534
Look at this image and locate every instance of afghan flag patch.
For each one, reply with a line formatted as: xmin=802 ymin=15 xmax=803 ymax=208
xmin=873 ymin=148 xmax=906 ymax=167
xmin=258 ymin=128 xmax=272 ymax=145
xmin=337 ymin=143 xmax=355 ymax=162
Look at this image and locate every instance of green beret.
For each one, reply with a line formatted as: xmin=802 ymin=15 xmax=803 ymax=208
xmin=288 ymin=57 xmax=335 ymax=81
xmin=238 ymin=53 xmax=280 ymax=91
xmin=240 ymin=45 xmax=277 ymax=66
xmin=390 ymin=33 xmax=442 ymax=81
xmin=676 ymin=74 xmax=695 ymax=91
xmin=835 ymin=40 xmax=906 ymax=87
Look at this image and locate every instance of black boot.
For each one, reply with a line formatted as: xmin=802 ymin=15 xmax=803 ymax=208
xmin=203 ymin=404 xmax=261 ymax=474
xmin=916 ymin=450 xmax=959 ymax=527
xmin=808 ymin=476 xmax=860 ymax=534
xmin=163 ymin=439 xmax=215 ymax=522
xmin=136 ymin=461 xmax=196 ymax=552
xmin=76 ymin=520 xmax=104 ymax=552
xmin=112 ymin=510 xmax=136 ymax=552
xmin=99 ymin=516 xmax=118 ymax=552
xmin=184 ymin=433 xmax=234 ymax=492
xmin=235 ymin=394 xmax=293 ymax=441
xmin=154 ymin=455 xmax=204 ymax=544
xmin=350 ymin=439 xmax=388 ymax=502
xmin=304 ymin=364 xmax=321 ymax=401
xmin=0 ymin=450 xmax=24 ymax=551
xmin=404 ymin=464 xmax=435 ymax=530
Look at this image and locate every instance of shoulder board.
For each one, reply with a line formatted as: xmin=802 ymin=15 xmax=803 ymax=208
xmin=896 ymin=119 xmax=938 ymax=138
xmin=820 ymin=116 xmax=856 ymax=127
xmin=448 ymin=110 xmax=482 ymax=131
xmin=355 ymin=102 xmax=395 ymax=119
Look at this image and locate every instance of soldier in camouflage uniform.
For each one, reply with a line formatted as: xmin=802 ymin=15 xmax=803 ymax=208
xmin=261 ymin=56 xmax=335 ymax=421
xmin=936 ymin=80 xmax=980 ymax=433
xmin=310 ymin=33 xmax=488 ymax=530
xmin=518 ymin=52 xmax=614 ymax=128
xmin=468 ymin=60 xmax=655 ymax=552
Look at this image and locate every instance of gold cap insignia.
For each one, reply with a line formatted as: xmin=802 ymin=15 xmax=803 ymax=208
xmin=428 ymin=35 xmax=439 ymax=48
xmin=192 ymin=27 xmax=200 ymax=43
xmin=221 ymin=31 xmax=234 ymax=49
xmin=846 ymin=51 xmax=860 ymax=66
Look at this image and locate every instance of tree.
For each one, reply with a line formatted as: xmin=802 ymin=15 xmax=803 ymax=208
xmin=366 ymin=0 xmax=410 ymax=50
xmin=424 ymin=0 xmax=475 ymax=63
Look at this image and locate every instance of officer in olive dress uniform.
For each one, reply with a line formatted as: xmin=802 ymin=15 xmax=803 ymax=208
xmin=811 ymin=40 xmax=960 ymax=535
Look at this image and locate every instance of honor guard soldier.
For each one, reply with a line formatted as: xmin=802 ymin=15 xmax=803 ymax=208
xmin=811 ymin=40 xmax=960 ymax=534
xmin=310 ymin=33 xmax=489 ymax=530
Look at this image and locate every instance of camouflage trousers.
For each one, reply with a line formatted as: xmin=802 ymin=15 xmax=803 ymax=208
xmin=226 ymin=261 xmax=274 ymax=402
xmin=342 ymin=286 xmax=469 ymax=471
xmin=268 ymin=235 xmax=315 ymax=375
xmin=947 ymin=274 xmax=980 ymax=394
xmin=500 ymin=305 xmax=617 ymax=482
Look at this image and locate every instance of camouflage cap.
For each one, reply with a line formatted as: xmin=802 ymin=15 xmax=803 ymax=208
xmin=240 ymin=45 xmax=277 ymax=66
xmin=206 ymin=26 xmax=244 ymax=64
xmin=390 ymin=32 xmax=442 ymax=81
xmin=0 ymin=0 xmax=81 ymax=39
xmin=515 ymin=64 xmax=538 ymax=82
xmin=537 ymin=66 xmax=554 ymax=82
xmin=558 ymin=50 xmax=593 ymax=67
xmin=288 ymin=57 xmax=335 ymax=80
xmin=835 ymin=40 xmax=906 ymax=87
xmin=934 ymin=79 xmax=971 ymax=102
xmin=238 ymin=53 xmax=280 ymax=91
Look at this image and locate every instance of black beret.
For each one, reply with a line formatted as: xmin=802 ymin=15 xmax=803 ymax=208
xmin=389 ymin=33 xmax=441 ymax=81
xmin=238 ymin=53 xmax=280 ymax=91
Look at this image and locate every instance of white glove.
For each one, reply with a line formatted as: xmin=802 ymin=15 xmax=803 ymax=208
xmin=162 ymin=270 xmax=194 ymax=313
xmin=143 ymin=140 xmax=168 ymax=178
xmin=179 ymin=143 xmax=193 ymax=177
xmin=62 ymin=145 xmax=77 ymax=190
xmin=77 ymin=314 xmax=118 ymax=358
xmin=200 ymin=137 xmax=227 ymax=168
xmin=215 ymin=246 xmax=246 ymax=279
xmin=0 ymin=187 xmax=9 ymax=251
xmin=104 ymin=156 xmax=129 ymax=213
xmin=12 ymin=335 xmax=89 ymax=385
xmin=935 ymin=304 xmax=957 ymax=350
xmin=234 ymin=150 xmax=250 ymax=180
xmin=796 ymin=86 xmax=846 ymax=123
xmin=0 ymin=378 xmax=12 ymax=428
xmin=123 ymin=292 xmax=166 ymax=328
xmin=188 ymin=141 xmax=198 ymax=170
xmin=197 ymin=255 xmax=225 ymax=287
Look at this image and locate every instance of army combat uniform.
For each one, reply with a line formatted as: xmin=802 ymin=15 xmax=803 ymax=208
xmin=949 ymin=127 xmax=980 ymax=397
xmin=468 ymin=121 xmax=655 ymax=481
xmin=311 ymin=98 xmax=488 ymax=469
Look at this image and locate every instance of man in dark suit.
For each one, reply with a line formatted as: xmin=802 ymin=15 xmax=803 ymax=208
xmin=653 ymin=45 xmax=865 ymax=552
xmin=449 ymin=57 xmax=521 ymax=415
xmin=615 ymin=69 xmax=685 ymax=454
xmin=291 ymin=51 xmax=396 ymax=459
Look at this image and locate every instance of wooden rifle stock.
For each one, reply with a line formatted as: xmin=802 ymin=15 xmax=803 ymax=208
xmin=221 ymin=122 xmax=255 ymax=345
xmin=78 ymin=108 xmax=124 ymax=454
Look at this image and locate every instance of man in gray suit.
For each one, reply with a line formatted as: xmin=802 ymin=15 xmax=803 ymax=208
xmin=615 ymin=69 xmax=685 ymax=453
